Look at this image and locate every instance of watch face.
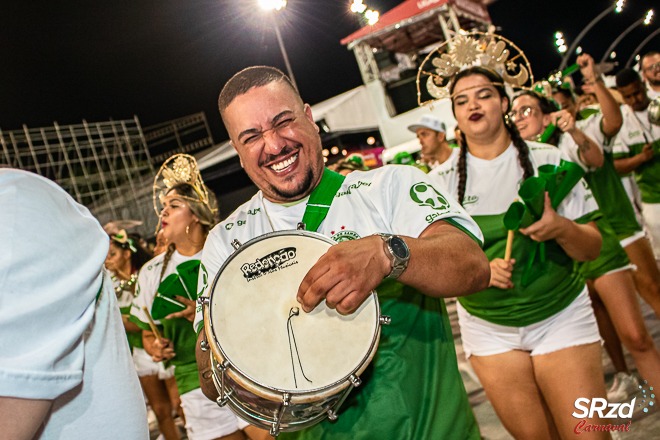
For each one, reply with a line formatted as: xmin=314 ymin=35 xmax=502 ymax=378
xmin=390 ymin=236 xmax=409 ymax=259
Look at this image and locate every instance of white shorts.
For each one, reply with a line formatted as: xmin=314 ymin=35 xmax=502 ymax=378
xmin=180 ymin=388 xmax=249 ymax=440
xmin=132 ymin=348 xmax=174 ymax=379
xmin=641 ymin=202 xmax=660 ymax=259
xmin=620 ymin=229 xmax=646 ymax=249
xmin=458 ymin=288 xmax=601 ymax=358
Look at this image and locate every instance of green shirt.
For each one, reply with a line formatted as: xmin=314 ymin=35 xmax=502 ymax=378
xmin=280 ymin=282 xmax=480 ymax=440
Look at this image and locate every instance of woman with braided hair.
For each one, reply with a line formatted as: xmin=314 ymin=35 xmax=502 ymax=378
xmin=432 ymin=67 xmax=610 ymax=439
xmin=130 ymin=155 xmax=261 ymax=440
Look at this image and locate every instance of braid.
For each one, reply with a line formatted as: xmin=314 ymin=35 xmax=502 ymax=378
xmin=159 ymin=244 xmax=176 ymax=283
xmin=457 ymin=134 xmax=469 ymax=206
xmin=507 ymin=122 xmax=535 ymax=180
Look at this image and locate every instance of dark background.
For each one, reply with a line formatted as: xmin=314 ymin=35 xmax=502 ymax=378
xmin=1 ymin=0 xmax=656 ymax=141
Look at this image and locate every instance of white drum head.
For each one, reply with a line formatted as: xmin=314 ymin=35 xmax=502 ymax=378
xmin=209 ymin=231 xmax=378 ymax=393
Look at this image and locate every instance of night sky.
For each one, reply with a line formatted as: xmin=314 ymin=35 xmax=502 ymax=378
xmin=1 ymin=0 xmax=656 ymax=142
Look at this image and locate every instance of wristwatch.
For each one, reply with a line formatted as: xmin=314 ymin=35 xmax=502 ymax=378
xmin=378 ymin=233 xmax=410 ymax=280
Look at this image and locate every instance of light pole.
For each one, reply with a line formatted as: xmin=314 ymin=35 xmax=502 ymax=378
xmin=259 ymin=0 xmax=298 ymax=91
xmin=626 ymin=28 xmax=660 ymax=67
xmin=600 ymin=9 xmax=655 ymax=64
xmin=559 ymin=0 xmax=626 ymax=70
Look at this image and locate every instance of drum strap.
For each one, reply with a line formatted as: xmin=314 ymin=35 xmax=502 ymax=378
xmin=302 ymin=168 xmax=345 ymax=232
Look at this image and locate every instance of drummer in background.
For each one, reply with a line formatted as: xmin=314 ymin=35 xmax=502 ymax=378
xmin=130 ymin=154 xmax=261 ymax=440
xmin=194 ymin=66 xmax=490 ymax=439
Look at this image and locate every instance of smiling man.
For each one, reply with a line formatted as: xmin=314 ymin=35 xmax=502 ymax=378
xmin=194 ymin=66 xmax=490 ymax=439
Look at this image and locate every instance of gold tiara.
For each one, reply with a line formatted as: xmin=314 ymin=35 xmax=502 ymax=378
xmin=416 ymin=32 xmax=534 ymax=105
xmin=152 ymin=154 xmax=216 ymax=217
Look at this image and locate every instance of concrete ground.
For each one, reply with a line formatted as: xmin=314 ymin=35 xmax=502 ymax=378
xmin=150 ymin=297 xmax=660 ymax=439
xmin=447 ymin=297 xmax=660 ymax=440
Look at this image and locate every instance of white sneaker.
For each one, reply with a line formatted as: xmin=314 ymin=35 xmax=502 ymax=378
xmin=607 ymin=372 xmax=639 ymax=402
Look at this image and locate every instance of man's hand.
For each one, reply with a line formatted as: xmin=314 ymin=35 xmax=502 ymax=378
xmin=639 ymin=143 xmax=654 ymax=163
xmin=577 ymin=53 xmax=598 ymax=84
xmin=297 ymin=235 xmax=390 ymax=315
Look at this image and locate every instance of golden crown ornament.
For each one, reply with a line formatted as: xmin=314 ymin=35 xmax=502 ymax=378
xmin=152 ymin=153 xmax=216 ymax=217
xmin=416 ymin=32 xmax=534 ymax=105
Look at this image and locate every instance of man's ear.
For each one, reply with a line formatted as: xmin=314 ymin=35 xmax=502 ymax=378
xmin=230 ymin=141 xmax=245 ymax=168
xmin=304 ymin=104 xmax=320 ymax=133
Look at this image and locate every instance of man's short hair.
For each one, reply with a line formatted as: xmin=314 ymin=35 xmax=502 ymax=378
xmin=552 ymin=87 xmax=575 ymax=102
xmin=218 ymin=66 xmax=298 ymax=114
xmin=615 ymin=68 xmax=642 ymax=88
xmin=641 ymin=51 xmax=659 ymax=65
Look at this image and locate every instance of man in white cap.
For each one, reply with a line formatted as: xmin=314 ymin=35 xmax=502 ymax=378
xmin=407 ymin=114 xmax=454 ymax=170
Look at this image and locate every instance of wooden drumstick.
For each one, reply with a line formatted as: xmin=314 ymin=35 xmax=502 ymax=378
xmin=504 ymin=229 xmax=515 ymax=262
xmin=142 ymin=306 xmax=163 ymax=342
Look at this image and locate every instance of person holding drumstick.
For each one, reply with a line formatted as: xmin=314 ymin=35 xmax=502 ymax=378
xmin=193 ymin=66 xmax=490 ymax=439
xmin=130 ymin=154 xmax=258 ymax=440
xmin=431 ymin=60 xmax=613 ymax=437
xmin=106 ymin=230 xmax=183 ymax=440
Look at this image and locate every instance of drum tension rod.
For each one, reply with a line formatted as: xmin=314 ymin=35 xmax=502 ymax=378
xmin=380 ymin=315 xmax=392 ymax=325
xmin=231 ymin=239 xmax=241 ymax=250
xmin=327 ymin=374 xmax=362 ymax=422
xmin=215 ymin=360 xmax=232 ymax=407
xmin=270 ymin=392 xmax=291 ymax=437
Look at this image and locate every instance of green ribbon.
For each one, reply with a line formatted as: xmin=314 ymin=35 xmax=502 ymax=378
xmin=503 ymin=159 xmax=585 ymax=286
xmin=301 ymin=168 xmax=346 ymax=232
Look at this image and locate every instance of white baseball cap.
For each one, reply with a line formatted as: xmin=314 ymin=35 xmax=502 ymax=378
xmin=407 ymin=115 xmax=446 ymax=133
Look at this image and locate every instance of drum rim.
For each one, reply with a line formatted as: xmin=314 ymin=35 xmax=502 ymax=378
xmin=205 ymin=229 xmax=382 ymax=395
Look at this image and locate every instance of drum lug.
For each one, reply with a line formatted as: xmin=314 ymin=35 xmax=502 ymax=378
xmin=296 ymin=222 xmax=306 ymax=230
xmin=327 ymin=373 xmax=361 ymax=424
xmin=197 ymin=296 xmax=210 ymax=307
xmin=199 ymin=339 xmax=209 ymax=352
xmin=231 ymin=239 xmax=242 ymax=250
xmin=380 ymin=315 xmax=392 ymax=326
xmin=215 ymin=360 xmax=232 ymax=407
xmin=270 ymin=392 xmax=290 ymax=437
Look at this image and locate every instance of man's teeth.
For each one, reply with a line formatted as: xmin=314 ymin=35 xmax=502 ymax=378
xmin=270 ymin=154 xmax=298 ymax=172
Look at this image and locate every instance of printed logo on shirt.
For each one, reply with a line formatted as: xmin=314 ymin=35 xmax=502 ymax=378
xmin=197 ymin=263 xmax=209 ymax=297
xmin=463 ymin=195 xmax=479 ymax=206
xmin=248 ymin=208 xmax=261 ymax=215
xmin=335 ymin=180 xmax=372 ymax=198
xmin=331 ymin=226 xmax=360 ymax=242
xmin=241 ymin=247 xmax=299 ymax=281
xmin=410 ymin=182 xmax=450 ymax=212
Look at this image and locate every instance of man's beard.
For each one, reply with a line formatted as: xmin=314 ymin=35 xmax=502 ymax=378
xmin=271 ymin=168 xmax=315 ymax=200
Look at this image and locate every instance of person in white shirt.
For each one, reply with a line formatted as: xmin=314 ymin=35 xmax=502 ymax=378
xmin=0 ymin=169 xmax=148 ymax=440
xmin=641 ymin=51 xmax=660 ymax=100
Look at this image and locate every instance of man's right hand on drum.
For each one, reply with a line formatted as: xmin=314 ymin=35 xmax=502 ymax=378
xmin=297 ymin=235 xmax=391 ymax=315
xmin=297 ymin=220 xmax=491 ymax=315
